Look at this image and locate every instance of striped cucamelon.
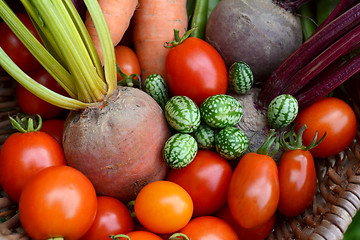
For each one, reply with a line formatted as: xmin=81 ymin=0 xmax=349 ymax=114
xmin=200 ymin=94 xmax=243 ymax=128
xmin=267 ymin=94 xmax=299 ymax=130
xmin=215 ymin=126 xmax=248 ymax=160
xmin=229 ymin=61 xmax=254 ymax=94
xmin=144 ymin=74 xmax=169 ymax=109
xmin=192 ymin=124 xmax=216 ymax=150
xmin=163 ymin=133 xmax=198 ymax=169
xmin=164 ymin=95 xmax=201 ymax=133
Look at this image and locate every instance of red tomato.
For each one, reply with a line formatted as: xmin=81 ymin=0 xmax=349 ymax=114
xmin=134 ymin=181 xmax=193 ymax=234
xmin=166 ymin=150 xmax=232 ymax=217
xmin=80 ymin=196 xmax=134 ymax=240
xmin=0 ymin=13 xmax=41 ymax=72
xmin=179 ymin=216 xmax=239 ymax=240
xmin=116 ymin=231 xmax=163 ymax=240
xmin=0 ymin=131 xmax=66 ymax=202
xmin=115 ymin=45 xmax=141 ymax=81
xmin=228 ymin=152 xmax=279 ymax=229
xmin=277 ymin=149 xmax=317 ymax=216
xmin=41 ymin=119 xmax=65 ymax=145
xmin=294 ymin=97 xmax=357 ymax=158
xmin=16 ymin=67 xmax=68 ymax=119
xmin=165 ymin=37 xmax=228 ymax=106
xmin=16 ymin=67 xmax=67 ymax=119
xmin=216 ymin=205 xmax=275 ymax=240
xmin=19 ymin=165 xmax=98 ymax=240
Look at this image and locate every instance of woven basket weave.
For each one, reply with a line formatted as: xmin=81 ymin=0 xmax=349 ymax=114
xmin=0 ymin=68 xmax=359 ymax=239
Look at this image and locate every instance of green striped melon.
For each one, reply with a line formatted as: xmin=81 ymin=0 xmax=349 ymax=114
xmin=229 ymin=61 xmax=254 ymax=94
xmin=163 ymin=133 xmax=198 ymax=169
xmin=200 ymin=94 xmax=243 ymax=128
xmin=215 ymin=127 xmax=248 ymax=160
xmin=267 ymin=94 xmax=299 ymax=130
xmin=144 ymin=74 xmax=169 ymax=109
xmin=192 ymin=124 xmax=216 ymax=150
xmin=164 ymin=96 xmax=201 ymax=133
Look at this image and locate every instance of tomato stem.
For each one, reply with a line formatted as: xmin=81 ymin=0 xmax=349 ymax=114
xmin=280 ymin=123 xmax=326 ymax=151
xmin=168 ymin=233 xmax=190 ymax=240
xmin=126 ymin=200 xmax=136 ymax=219
xmin=164 ymin=28 xmax=197 ymax=48
xmin=251 ymin=129 xmax=280 ymax=157
xmin=110 ymin=234 xmax=130 ymax=240
xmin=9 ymin=114 xmax=42 ymax=133
xmin=116 ymin=64 xmax=141 ymax=88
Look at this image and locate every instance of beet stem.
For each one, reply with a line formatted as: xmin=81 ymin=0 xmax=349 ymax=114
xmin=281 ymin=24 xmax=360 ymax=96
xmin=259 ymin=3 xmax=360 ymax=105
xmin=296 ymin=52 xmax=360 ymax=109
xmin=276 ymin=0 xmax=312 ymax=12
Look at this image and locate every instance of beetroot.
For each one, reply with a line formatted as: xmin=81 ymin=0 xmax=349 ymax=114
xmin=205 ymin=0 xmax=303 ymax=83
xmin=63 ymin=87 xmax=171 ymax=202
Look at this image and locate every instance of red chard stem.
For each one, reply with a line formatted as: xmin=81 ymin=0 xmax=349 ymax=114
xmin=296 ymin=52 xmax=360 ymax=109
xmin=281 ymin=24 xmax=360 ymax=95
xmin=259 ymin=3 xmax=360 ymax=105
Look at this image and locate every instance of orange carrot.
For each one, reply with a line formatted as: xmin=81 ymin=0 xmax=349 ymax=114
xmin=85 ymin=0 xmax=138 ymax=64
xmin=133 ymin=0 xmax=188 ymax=82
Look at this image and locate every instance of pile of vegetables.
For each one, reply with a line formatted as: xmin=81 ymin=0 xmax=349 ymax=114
xmin=0 ymin=0 xmax=359 ymax=239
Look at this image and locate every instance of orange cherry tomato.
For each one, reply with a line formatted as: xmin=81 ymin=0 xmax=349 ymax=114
xmin=179 ymin=216 xmax=239 ymax=240
xmin=134 ymin=181 xmax=193 ymax=234
xmin=115 ymin=231 xmax=163 ymax=240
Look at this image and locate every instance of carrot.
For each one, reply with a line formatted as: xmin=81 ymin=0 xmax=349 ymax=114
xmin=85 ymin=0 xmax=138 ymax=64
xmin=133 ymin=0 xmax=188 ymax=82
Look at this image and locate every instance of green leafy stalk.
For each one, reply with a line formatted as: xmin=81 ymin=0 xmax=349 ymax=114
xmin=84 ymin=0 xmax=117 ymax=96
xmin=190 ymin=0 xmax=209 ymax=39
xmin=0 ymin=47 xmax=89 ymax=110
xmin=0 ymin=0 xmax=118 ymax=110
xmin=0 ymin=0 xmax=77 ymax=98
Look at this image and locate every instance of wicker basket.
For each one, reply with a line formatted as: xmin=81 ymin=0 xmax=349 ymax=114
xmin=0 ymin=68 xmax=359 ymax=240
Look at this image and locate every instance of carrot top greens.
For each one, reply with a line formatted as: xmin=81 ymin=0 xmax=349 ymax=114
xmin=0 ymin=0 xmax=117 ymax=110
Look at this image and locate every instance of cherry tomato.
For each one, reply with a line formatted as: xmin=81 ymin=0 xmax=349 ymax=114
xmin=166 ymin=150 xmax=232 ymax=217
xmin=179 ymin=216 xmax=239 ymax=240
xmin=0 ymin=13 xmax=41 ymax=72
xmin=227 ymin=152 xmax=279 ymax=229
xmin=41 ymin=119 xmax=65 ymax=145
xmin=294 ymin=97 xmax=357 ymax=158
xmin=19 ymin=165 xmax=98 ymax=240
xmin=216 ymin=205 xmax=275 ymax=240
xmin=115 ymin=45 xmax=141 ymax=81
xmin=134 ymin=180 xmax=193 ymax=234
xmin=80 ymin=196 xmax=134 ymax=240
xmin=16 ymin=67 xmax=68 ymax=119
xmin=0 ymin=131 xmax=66 ymax=202
xmin=165 ymin=37 xmax=228 ymax=106
xmin=116 ymin=231 xmax=162 ymax=240
xmin=277 ymin=149 xmax=317 ymax=216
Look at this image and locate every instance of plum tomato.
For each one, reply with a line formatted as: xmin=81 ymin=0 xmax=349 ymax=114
xmin=294 ymin=97 xmax=357 ymax=158
xmin=166 ymin=150 xmax=233 ymax=217
xmin=114 ymin=45 xmax=141 ymax=81
xmin=19 ymin=165 xmax=98 ymax=240
xmin=165 ymin=36 xmax=228 ymax=106
xmin=277 ymin=149 xmax=317 ymax=216
xmin=227 ymin=152 xmax=279 ymax=229
xmin=134 ymin=180 xmax=193 ymax=234
xmin=216 ymin=205 xmax=275 ymax=240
